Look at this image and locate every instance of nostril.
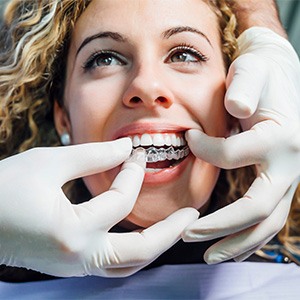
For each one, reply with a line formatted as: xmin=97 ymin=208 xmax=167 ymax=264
xmin=157 ymin=96 xmax=168 ymax=103
xmin=156 ymin=96 xmax=172 ymax=108
xmin=126 ymin=95 xmax=172 ymax=108
xmin=130 ymin=96 xmax=142 ymax=104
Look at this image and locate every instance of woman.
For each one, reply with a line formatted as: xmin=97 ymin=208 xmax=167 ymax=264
xmin=53 ymin=0 xmax=235 ymax=228
xmin=0 ymin=0 xmax=299 ymax=281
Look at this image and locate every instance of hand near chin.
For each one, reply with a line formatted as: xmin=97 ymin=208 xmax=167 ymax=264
xmin=182 ymin=27 xmax=300 ymax=264
xmin=0 ymin=138 xmax=199 ymax=277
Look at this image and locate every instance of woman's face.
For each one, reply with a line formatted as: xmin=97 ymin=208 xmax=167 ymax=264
xmin=55 ymin=0 xmax=228 ymax=228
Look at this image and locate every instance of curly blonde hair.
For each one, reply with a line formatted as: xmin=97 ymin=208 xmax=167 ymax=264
xmin=0 ymin=0 xmax=299 ymax=260
xmin=0 ymin=0 xmax=91 ymax=156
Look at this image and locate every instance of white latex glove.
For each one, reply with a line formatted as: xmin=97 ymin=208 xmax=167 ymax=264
xmin=0 ymin=138 xmax=199 ymax=277
xmin=182 ymin=27 xmax=300 ymax=264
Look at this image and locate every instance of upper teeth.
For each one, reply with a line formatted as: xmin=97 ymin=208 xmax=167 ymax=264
xmin=130 ymin=133 xmax=186 ymax=148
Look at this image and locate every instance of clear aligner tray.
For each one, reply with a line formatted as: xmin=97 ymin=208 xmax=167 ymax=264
xmin=132 ymin=146 xmax=190 ymax=163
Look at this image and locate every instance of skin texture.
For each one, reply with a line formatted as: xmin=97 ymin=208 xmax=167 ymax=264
xmin=231 ymin=0 xmax=287 ymax=37
xmin=54 ymin=0 xmax=229 ymax=228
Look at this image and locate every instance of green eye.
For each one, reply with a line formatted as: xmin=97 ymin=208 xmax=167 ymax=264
xmin=168 ymin=45 xmax=208 ymax=64
xmin=171 ymin=51 xmax=198 ymax=63
xmin=94 ymin=53 xmax=122 ymax=66
xmin=83 ymin=50 xmax=126 ymax=70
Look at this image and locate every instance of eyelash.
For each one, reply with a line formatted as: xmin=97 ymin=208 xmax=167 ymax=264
xmin=168 ymin=43 xmax=209 ymax=63
xmin=82 ymin=50 xmax=125 ymax=71
xmin=82 ymin=43 xmax=209 ymax=71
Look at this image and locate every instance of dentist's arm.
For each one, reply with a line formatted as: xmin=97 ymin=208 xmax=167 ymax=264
xmin=0 ymin=138 xmax=198 ymax=277
xmin=183 ymin=2 xmax=300 ymax=263
xmin=232 ymin=0 xmax=287 ymax=37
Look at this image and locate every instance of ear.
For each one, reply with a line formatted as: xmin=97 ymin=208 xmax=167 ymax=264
xmin=54 ymin=101 xmax=71 ymax=137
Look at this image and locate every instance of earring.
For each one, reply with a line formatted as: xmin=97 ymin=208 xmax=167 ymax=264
xmin=60 ymin=132 xmax=71 ymax=146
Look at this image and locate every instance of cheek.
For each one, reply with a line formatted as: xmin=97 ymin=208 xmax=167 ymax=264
xmin=190 ymin=160 xmax=220 ymax=210
xmin=65 ymin=81 xmax=122 ymax=143
xmin=184 ymin=76 xmax=227 ymax=136
xmin=204 ymin=82 xmax=228 ymax=136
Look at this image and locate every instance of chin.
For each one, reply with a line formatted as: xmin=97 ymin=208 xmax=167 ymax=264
xmin=122 ymin=208 xmax=178 ymax=229
xmin=120 ymin=189 xmax=209 ymax=229
xmin=84 ymin=156 xmax=219 ymax=230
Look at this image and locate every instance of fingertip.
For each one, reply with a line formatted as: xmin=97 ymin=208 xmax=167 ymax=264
xmin=185 ymin=207 xmax=200 ymax=221
xmin=121 ymin=160 xmax=145 ymax=180
xmin=185 ymin=129 xmax=203 ymax=140
xmin=203 ymin=254 xmax=214 ymax=265
xmin=114 ymin=137 xmax=133 ymax=152
xmin=225 ymin=98 xmax=255 ymax=119
xmin=185 ymin=129 xmax=205 ymax=149
xmin=125 ymin=147 xmax=146 ymax=170
xmin=167 ymin=207 xmax=200 ymax=223
xmin=190 ymin=207 xmax=200 ymax=220
xmin=181 ymin=229 xmax=196 ymax=243
xmin=181 ymin=218 xmax=203 ymax=243
xmin=225 ymin=53 xmax=268 ymax=120
xmin=149 ymin=208 xmax=200 ymax=244
xmin=203 ymin=251 xmax=223 ymax=265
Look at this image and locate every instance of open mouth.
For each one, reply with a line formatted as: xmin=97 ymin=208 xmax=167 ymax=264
xmin=129 ymin=132 xmax=190 ymax=172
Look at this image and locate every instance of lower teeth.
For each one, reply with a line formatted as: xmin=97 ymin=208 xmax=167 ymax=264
xmin=145 ymin=168 xmax=163 ymax=172
xmin=132 ymin=146 xmax=190 ymax=163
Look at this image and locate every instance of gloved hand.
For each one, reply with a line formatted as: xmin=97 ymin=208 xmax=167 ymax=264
xmin=182 ymin=27 xmax=300 ymax=263
xmin=0 ymin=138 xmax=199 ymax=277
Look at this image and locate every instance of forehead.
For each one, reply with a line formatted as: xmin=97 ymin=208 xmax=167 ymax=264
xmin=73 ymin=0 xmax=220 ymax=47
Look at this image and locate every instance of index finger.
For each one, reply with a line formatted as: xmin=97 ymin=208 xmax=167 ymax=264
xmin=50 ymin=138 xmax=133 ymax=184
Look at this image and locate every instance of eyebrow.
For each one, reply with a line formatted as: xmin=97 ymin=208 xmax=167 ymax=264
xmin=162 ymin=26 xmax=212 ymax=47
xmin=76 ymin=25 xmax=212 ymax=57
xmin=76 ymin=31 xmax=127 ymax=56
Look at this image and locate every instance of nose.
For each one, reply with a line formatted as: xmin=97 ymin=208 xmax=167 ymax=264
xmin=122 ymin=65 xmax=174 ymax=109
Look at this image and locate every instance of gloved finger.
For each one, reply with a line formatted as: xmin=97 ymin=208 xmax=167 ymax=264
xmin=202 ymin=182 xmax=297 ymax=264
xmin=225 ymin=53 xmax=268 ymax=119
xmin=50 ymin=138 xmax=133 ymax=184
xmin=182 ymin=172 xmax=291 ymax=242
xmin=204 ymin=226 xmax=276 ymax=264
xmin=233 ymin=242 xmax=270 ymax=263
xmin=105 ymin=208 xmax=199 ymax=268
xmin=76 ymin=150 xmax=146 ymax=229
xmin=185 ymin=127 xmax=269 ymax=169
